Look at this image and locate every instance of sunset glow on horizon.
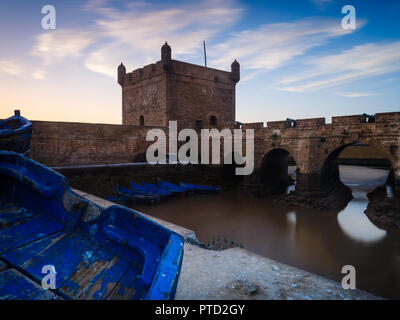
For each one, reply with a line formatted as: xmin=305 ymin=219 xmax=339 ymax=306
xmin=1 ymin=0 xmax=399 ymax=124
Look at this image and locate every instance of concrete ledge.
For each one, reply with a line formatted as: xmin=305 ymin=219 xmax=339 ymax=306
xmin=71 ymin=188 xmax=197 ymax=240
xmin=175 ymin=243 xmax=382 ymax=300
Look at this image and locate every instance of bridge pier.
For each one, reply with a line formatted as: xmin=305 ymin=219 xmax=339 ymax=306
xmin=281 ymin=171 xmax=353 ymax=210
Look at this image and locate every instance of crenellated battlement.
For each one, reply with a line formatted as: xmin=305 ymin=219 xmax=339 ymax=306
xmin=119 ymin=61 xmax=164 ymax=86
xmin=120 ymin=59 xmax=236 ymax=88
xmin=375 ymin=112 xmax=400 ymax=123
xmin=118 ymin=42 xmax=240 ymax=128
xmin=249 ymin=112 xmax=400 ymax=132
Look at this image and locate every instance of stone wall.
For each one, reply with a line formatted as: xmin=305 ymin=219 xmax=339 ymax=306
xmin=248 ymin=112 xmax=400 ymax=193
xmin=30 ymin=121 xmax=160 ymax=167
xmin=119 ymin=59 xmax=237 ymax=130
xmin=121 ymin=61 xmax=167 ymax=126
xmin=339 ymin=145 xmax=387 ymax=159
xmin=166 ymin=60 xmax=236 ymax=129
xmin=29 ymin=111 xmax=400 ymax=195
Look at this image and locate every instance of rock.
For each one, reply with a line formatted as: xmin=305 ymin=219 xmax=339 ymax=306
xmin=227 ymin=280 xmax=261 ymax=296
xmin=365 ymin=185 xmax=400 ymax=229
xmin=276 ymin=183 xmax=353 ymax=210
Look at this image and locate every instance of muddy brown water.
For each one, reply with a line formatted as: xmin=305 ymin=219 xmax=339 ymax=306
xmin=133 ymin=165 xmax=400 ymax=299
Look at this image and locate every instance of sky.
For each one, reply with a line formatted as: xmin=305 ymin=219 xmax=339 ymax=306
xmin=0 ymin=0 xmax=399 ymax=124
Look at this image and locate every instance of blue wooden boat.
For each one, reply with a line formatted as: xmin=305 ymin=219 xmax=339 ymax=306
xmin=116 ymin=184 xmax=160 ymax=204
xmin=0 ymin=110 xmax=32 ymax=156
xmin=158 ymin=179 xmax=190 ymax=195
xmin=145 ymin=182 xmax=186 ymax=197
xmin=129 ymin=182 xmax=170 ymax=199
xmin=180 ymin=182 xmax=220 ymax=194
xmin=141 ymin=182 xmax=173 ymax=197
xmin=105 ymin=196 xmax=131 ymax=206
xmin=0 ymin=151 xmax=184 ymax=300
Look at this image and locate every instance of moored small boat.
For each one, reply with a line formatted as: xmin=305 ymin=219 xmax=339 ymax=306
xmin=180 ymin=182 xmax=220 ymax=194
xmin=0 ymin=110 xmax=32 ymax=156
xmin=143 ymin=183 xmax=186 ymax=196
xmin=0 ymin=151 xmax=183 ymax=300
xmin=158 ymin=179 xmax=191 ymax=196
xmin=129 ymin=182 xmax=170 ymax=199
xmin=116 ymin=185 xmax=160 ymax=204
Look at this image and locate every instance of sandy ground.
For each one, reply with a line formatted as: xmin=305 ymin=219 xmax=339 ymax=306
xmin=175 ymin=243 xmax=381 ymax=300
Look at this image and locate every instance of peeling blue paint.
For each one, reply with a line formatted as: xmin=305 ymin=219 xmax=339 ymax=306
xmin=0 ymin=151 xmax=184 ymax=300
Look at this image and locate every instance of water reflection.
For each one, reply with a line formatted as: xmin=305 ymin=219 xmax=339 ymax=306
xmin=337 ymin=166 xmax=387 ymax=243
xmin=133 ymin=165 xmax=400 ymax=299
xmin=337 ymin=199 xmax=387 ymax=243
xmin=286 ymin=211 xmax=297 ymax=227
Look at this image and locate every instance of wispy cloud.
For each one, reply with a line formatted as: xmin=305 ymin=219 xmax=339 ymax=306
xmin=31 ymin=30 xmax=97 ymax=65
xmin=32 ymin=70 xmax=45 ymax=80
xmin=336 ymin=92 xmax=376 ymax=98
xmin=209 ymin=18 xmax=363 ymax=77
xmin=277 ymin=41 xmax=400 ymax=92
xmin=6 ymin=0 xmax=244 ymax=79
xmin=0 ymin=60 xmax=23 ymax=76
xmin=83 ymin=0 xmax=242 ymax=77
xmin=0 ymin=60 xmax=47 ymax=80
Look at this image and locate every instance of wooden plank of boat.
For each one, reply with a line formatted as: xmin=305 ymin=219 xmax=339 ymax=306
xmin=19 ymin=233 xmax=101 ymax=286
xmin=2 ymin=232 xmax=66 ymax=267
xmin=3 ymin=230 xmax=138 ymax=300
xmin=0 ymin=215 xmax=65 ymax=254
xmin=0 ymin=203 xmax=36 ymax=227
xmin=59 ymin=247 xmax=131 ymax=300
xmin=107 ymin=265 xmax=142 ymax=300
xmin=0 ymin=269 xmax=58 ymax=300
xmin=0 ymin=261 xmax=7 ymax=272
xmin=0 ymin=151 xmax=184 ymax=300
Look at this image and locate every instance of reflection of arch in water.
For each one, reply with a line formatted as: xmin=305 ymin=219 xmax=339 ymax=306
xmin=337 ymin=199 xmax=387 ymax=243
xmin=322 ymin=143 xmax=391 ymax=236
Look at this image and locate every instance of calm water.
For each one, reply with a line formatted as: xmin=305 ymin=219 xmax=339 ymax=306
xmin=133 ymin=165 xmax=400 ymax=299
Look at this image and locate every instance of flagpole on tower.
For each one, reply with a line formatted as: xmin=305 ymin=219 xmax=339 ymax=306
xmin=203 ymin=41 xmax=207 ymax=68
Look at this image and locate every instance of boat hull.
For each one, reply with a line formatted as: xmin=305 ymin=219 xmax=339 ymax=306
xmin=0 ymin=151 xmax=183 ymax=300
xmin=0 ymin=113 xmax=32 ymax=156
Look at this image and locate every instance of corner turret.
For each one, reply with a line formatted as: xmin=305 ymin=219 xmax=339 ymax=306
xmin=161 ymin=42 xmax=172 ymax=70
xmin=231 ymin=59 xmax=240 ymax=83
xmin=117 ymin=62 xmax=126 ymax=86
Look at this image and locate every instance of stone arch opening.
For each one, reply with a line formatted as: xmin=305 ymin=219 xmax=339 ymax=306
xmin=259 ymin=148 xmax=297 ymax=195
xmin=220 ymin=152 xmax=245 ymax=184
xmin=321 ymin=143 xmax=392 ymax=190
xmin=210 ymin=115 xmax=218 ymax=126
xmin=139 ymin=115 xmax=144 ymax=126
xmin=320 ymin=142 xmax=396 ymax=229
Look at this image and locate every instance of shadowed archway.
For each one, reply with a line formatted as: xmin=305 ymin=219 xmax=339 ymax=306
xmin=256 ymin=148 xmax=297 ymax=196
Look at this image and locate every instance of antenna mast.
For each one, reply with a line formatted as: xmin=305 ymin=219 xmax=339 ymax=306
xmin=203 ymin=41 xmax=207 ymax=68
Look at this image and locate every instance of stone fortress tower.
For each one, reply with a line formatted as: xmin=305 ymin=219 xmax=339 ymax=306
xmin=118 ymin=42 xmax=240 ymax=129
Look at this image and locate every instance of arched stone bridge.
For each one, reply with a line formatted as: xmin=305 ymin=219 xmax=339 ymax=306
xmin=242 ymin=112 xmax=400 ymax=196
